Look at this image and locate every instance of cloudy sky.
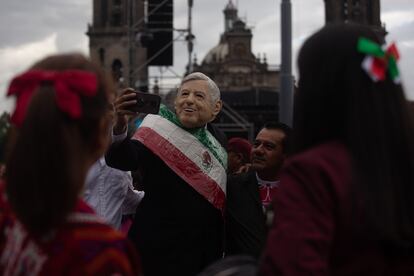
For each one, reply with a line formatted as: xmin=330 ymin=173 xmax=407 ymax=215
xmin=1 ymin=0 xmax=413 ymax=113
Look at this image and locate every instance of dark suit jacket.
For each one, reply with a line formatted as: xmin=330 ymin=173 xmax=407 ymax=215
xmin=225 ymin=171 xmax=268 ymax=258
xmin=106 ymin=137 xmax=223 ymax=276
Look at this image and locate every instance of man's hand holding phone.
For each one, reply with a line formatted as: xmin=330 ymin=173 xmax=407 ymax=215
xmin=113 ymin=88 xmax=161 ymax=135
xmin=113 ymin=88 xmax=138 ymax=135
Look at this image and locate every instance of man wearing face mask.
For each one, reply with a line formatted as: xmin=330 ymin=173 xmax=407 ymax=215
xmin=225 ymin=122 xmax=291 ymax=258
xmin=106 ymin=72 xmax=227 ymax=276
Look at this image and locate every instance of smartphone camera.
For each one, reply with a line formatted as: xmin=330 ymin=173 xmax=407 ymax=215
xmin=129 ymin=91 xmax=161 ymax=114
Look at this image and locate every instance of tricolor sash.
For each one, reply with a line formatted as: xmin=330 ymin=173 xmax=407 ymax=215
xmin=132 ymin=107 xmax=227 ymax=212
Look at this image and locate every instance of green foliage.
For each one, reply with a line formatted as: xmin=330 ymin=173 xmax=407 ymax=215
xmin=0 ymin=112 xmax=10 ymax=163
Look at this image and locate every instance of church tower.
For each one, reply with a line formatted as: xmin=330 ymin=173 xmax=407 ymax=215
xmin=324 ymin=0 xmax=386 ymax=37
xmin=223 ymin=0 xmax=238 ymax=32
xmin=191 ymin=0 xmax=281 ymax=136
xmin=87 ymin=0 xmax=148 ymax=90
xmin=193 ymin=1 xmax=277 ymax=92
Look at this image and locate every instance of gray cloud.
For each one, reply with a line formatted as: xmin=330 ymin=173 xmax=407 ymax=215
xmin=383 ymin=0 xmax=413 ymax=12
xmin=0 ymin=0 xmax=90 ymax=50
xmin=1 ymin=0 xmax=414 ymax=114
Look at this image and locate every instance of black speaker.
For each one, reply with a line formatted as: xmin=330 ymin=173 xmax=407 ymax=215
xmin=147 ymin=0 xmax=173 ymax=66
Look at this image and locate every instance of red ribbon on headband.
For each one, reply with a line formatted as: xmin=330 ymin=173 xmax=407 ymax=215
xmin=7 ymin=70 xmax=98 ymax=126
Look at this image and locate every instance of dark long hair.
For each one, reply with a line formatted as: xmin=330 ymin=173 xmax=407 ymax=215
xmin=293 ymin=23 xmax=414 ymax=246
xmin=5 ymin=54 xmax=113 ymax=237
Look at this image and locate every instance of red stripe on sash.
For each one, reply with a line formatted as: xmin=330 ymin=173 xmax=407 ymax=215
xmin=134 ymin=127 xmax=225 ymax=212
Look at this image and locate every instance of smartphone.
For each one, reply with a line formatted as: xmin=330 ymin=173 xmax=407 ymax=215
xmin=128 ymin=91 xmax=161 ymax=114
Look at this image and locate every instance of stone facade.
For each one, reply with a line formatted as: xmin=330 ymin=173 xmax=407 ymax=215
xmin=324 ymin=0 xmax=386 ymax=37
xmin=192 ymin=1 xmax=280 ymax=136
xmin=193 ymin=1 xmax=279 ymax=93
xmin=87 ymin=0 xmax=148 ymax=90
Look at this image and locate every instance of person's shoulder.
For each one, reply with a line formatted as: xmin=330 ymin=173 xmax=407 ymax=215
xmin=228 ymin=171 xmax=251 ymax=181
xmin=67 ymin=208 xmax=124 ymax=238
xmin=287 ymin=141 xmax=350 ymax=169
xmin=227 ymin=171 xmax=254 ymax=189
xmin=281 ymin=141 xmax=352 ymax=196
xmin=68 ymin=200 xmax=125 ymax=238
xmin=102 ymin=159 xmax=133 ymax=179
xmin=63 ymin=215 xmax=140 ymax=274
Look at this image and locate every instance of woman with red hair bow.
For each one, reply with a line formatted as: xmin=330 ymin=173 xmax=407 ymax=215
xmin=0 ymin=54 xmax=140 ymax=275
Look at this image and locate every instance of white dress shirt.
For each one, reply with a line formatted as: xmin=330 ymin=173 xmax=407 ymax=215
xmin=83 ymin=157 xmax=144 ymax=229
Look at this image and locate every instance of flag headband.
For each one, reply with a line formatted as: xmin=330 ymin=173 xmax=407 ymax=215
xmin=357 ymin=37 xmax=401 ymax=84
xmin=7 ymin=70 xmax=98 ymax=127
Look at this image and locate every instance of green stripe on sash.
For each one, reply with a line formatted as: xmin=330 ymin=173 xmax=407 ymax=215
xmin=158 ymin=105 xmax=227 ymax=169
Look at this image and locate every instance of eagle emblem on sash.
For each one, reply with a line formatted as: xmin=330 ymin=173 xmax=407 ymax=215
xmin=202 ymin=151 xmax=213 ymax=172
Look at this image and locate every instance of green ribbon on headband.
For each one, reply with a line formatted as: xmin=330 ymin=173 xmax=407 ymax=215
xmin=357 ymin=37 xmax=384 ymax=57
xmin=357 ymin=37 xmax=400 ymax=82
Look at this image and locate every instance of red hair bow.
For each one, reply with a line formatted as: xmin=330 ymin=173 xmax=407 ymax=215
xmin=7 ymin=70 xmax=98 ymax=126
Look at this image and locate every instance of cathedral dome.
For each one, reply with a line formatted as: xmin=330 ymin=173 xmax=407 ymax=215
xmin=202 ymin=42 xmax=229 ymax=64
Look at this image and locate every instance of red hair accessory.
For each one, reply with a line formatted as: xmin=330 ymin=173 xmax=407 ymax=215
xmin=357 ymin=37 xmax=401 ymax=84
xmin=227 ymin=137 xmax=252 ymax=163
xmin=7 ymin=70 xmax=98 ymax=126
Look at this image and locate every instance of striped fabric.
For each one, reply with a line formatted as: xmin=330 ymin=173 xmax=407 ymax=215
xmin=132 ymin=107 xmax=227 ymax=212
xmin=0 ymin=186 xmax=141 ymax=276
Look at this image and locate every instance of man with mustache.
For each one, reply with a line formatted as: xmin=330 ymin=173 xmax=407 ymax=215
xmin=225 ymin=122 xmax=291 ymax=258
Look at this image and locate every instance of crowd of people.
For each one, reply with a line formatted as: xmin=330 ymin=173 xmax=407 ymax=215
xmin=1 ymin=23 xmax=414 ymax=275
